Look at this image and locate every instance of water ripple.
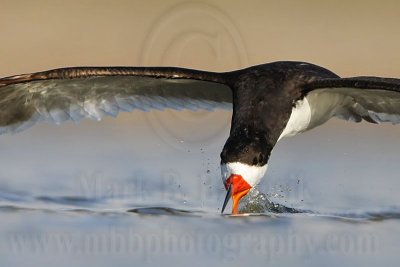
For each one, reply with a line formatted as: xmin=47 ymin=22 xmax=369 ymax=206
xmin=127 ymin=207 xmax=202 ymax=217
xmin=1 ymin=188 xmax=400 ymax=222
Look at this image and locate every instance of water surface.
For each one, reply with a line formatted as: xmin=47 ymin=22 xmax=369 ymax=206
xmin=1 ymin=110 xmax=400 ymax=266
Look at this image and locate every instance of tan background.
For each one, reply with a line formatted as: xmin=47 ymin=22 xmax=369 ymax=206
xmin=1 ymin=0 xmax=400 ymax=78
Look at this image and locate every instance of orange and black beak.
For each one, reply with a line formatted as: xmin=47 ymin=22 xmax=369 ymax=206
xmin=221 ymin=174 xmax=252 ymax=214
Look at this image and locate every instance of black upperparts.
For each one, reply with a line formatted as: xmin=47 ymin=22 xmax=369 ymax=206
xmin=220 ymin=61 xmax=339 ymax=166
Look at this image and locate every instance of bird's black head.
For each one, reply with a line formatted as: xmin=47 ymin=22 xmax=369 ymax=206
xmin=220 ymin=127 xmax=272 ymax=166
xmin=219 ymin=127 xmax=271 ymax=214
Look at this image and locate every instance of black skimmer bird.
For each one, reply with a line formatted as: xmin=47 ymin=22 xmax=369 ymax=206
xmin=1 ymin=61 xmax=399 ymax=214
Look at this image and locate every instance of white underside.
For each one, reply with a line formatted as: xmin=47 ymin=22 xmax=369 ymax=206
xmin=278 ymin=97 xmax=312 ymax=141
xmin=221 ymin=162 xmax=268 ymax=187
xmin=278 ymin=91 xmax=348 ymax=141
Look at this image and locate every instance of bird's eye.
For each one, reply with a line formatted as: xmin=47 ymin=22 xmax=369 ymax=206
xmin=259 ymin=153 xmax=264 ymax=163
xmin=253 ymin=153 xmax=264 ymax=165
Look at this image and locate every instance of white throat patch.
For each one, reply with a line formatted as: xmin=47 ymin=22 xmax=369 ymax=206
xmin=220 ymin=162 xmax=268 ymax=187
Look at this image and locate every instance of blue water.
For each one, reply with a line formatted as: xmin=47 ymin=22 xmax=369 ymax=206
xmin=1 ymin=110 xmax=400 ymax=266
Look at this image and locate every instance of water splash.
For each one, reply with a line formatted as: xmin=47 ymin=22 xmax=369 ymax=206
xmin=239 ymin=188 xmax=302 ymax=214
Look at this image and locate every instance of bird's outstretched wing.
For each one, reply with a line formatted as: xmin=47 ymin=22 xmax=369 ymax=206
xmin=0 ymin=67 xmax=232 ymax=134
xmin=303 ymin=76 xmax=400 ymax=124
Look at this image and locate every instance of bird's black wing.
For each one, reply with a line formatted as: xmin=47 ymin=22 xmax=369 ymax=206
xmin=0 ymin=66 xmax=232 ymax=134
xmin=303 ymin=76 xmax=400 ymax=124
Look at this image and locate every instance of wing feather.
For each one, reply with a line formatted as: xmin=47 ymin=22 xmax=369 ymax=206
xmin=0 ymin=67 xmax=232 ymax=134
xmin=304 ymin=77 xmax=400 ymax=125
